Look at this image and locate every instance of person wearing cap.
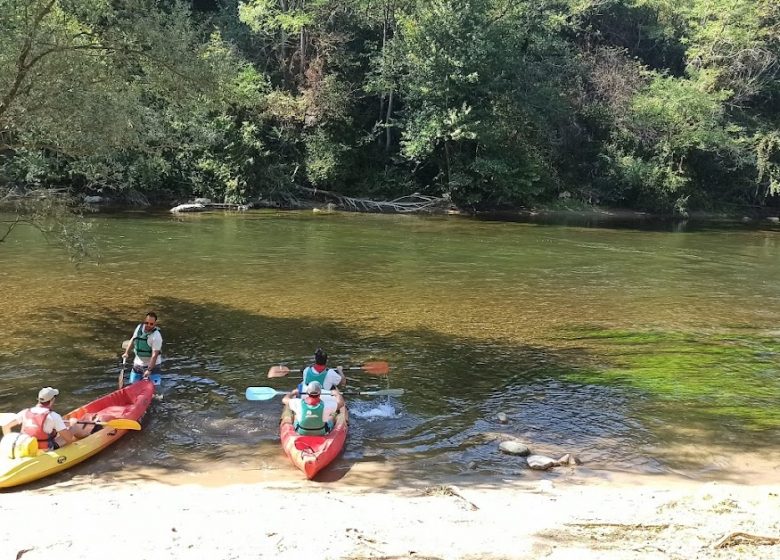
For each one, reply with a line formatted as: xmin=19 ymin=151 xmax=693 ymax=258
xmin=299 ymin=348 xmax=346 ymax=392
xmin=282 ymin=381 xmax=345 ymax=436
xmin=121 ymin=311 xmax=163 ymax=384
xmin=1 ymin=387 xmax=77 ymax=451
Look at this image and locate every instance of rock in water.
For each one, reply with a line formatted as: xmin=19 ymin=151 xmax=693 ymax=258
xmin=499 ymin=441 xmax=530 ymax=456
xmin=497 ymin=412 xmax=509 ymax=424
xmin=526 ymin=455 xmax=557 ymax=470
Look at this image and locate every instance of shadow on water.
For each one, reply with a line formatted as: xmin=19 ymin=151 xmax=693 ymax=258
xmin=4 ymin=296 xmax=779 ymax=492
xmin=476 ymin=209 xmax=780 ymax=234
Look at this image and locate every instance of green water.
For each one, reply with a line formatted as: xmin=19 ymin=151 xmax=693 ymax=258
xmin=1 ymin=210 xmax=779 ymax=484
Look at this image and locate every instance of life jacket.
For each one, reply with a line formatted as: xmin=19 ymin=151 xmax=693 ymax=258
xmin=295 ymin=398 xmax=327 ymax=435
xmin=133 ymin=324 xmax=160 ymax=358
xmin=302 ymin=365 xmax=328 ymax=387
xmin=21 ymin=408 xmax=55 ymax=450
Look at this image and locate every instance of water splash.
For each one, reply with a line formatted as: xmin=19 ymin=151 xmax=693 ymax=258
xmin=351 ymin=401 xmax=400 ymax=420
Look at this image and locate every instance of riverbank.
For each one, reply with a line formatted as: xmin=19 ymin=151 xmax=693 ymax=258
xmin=2 ymin=470 xmax=779 ymax=560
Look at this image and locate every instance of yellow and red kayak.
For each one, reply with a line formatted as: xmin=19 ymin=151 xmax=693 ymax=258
xmin=0 ymin=380 xmax=153 ymax=489
xmin=280 ymin=401 xmax=348 ymax=479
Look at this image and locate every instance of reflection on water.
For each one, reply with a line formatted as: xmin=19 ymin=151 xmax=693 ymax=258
xmin=0 ymin=210 xmax=779 ymax=485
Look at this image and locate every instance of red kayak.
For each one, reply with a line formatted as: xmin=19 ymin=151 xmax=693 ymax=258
xmin=0 ymin=380 xmax=154 ymax=488
xmin=279 ymin=401 xmax=348 ymax=479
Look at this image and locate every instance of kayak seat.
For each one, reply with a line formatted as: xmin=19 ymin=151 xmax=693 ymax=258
xmin=93 ymin=405 xmax=132 ymax=421
xmin=294 ymin=436 xmax=324 ymax=452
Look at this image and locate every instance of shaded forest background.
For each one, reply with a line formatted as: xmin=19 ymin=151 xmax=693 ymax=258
xmin=1 ymin=0 xmax=779 ymax=215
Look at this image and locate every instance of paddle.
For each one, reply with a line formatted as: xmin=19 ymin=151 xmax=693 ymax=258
xmin=118 ymin=357 xmax=127 ymax=390
xmin=72 ymin=418 xmax=142 ymax=430
xmin=245 ymin=386 xmax=405 ymax=401
xmin=0 ymin=413 xmax=140 ymax=431
xmin=267 ymin=361 xmax=390 ymax=378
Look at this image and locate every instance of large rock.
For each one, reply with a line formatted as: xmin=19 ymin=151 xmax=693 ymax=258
xmin=499 ymin=441 xmax=530 ymax=456
xmin=170 ymin=203 xmax=206 ymax=213
xmin=526 ymin=455 xmax=557 ymax=470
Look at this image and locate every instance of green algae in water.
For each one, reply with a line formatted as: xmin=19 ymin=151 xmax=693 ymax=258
xmin=562 ymin=328 xmax=780 ymax=430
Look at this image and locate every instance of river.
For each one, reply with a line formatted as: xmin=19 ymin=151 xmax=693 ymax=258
xmin=1 ymin=210 xmax=779 ymax=486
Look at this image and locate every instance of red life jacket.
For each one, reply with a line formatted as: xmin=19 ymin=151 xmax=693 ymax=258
xmin=21 ymin=408 xmax=54 ymax=450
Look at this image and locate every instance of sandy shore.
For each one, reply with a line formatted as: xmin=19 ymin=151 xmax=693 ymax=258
xmin=2 ymin=465 xmax=779 ymax=560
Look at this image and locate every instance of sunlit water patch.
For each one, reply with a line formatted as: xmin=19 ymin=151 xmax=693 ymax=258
xmin=1 ymin=210 xmax=779 ymax=484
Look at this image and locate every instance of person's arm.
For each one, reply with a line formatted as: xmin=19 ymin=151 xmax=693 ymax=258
xmin=143 ymin=331 xmax=162 ymax=377
xmin=121 ymin=330 xmax=137 ymax=361
xmin=51 ymin=414 xmax=76 ymax=444
xmin=281 ymin=390 xmax=297 ymax=406
xmin=58 ymin=428 xmax=77 ymax=444
xmin=144 ymin=349 xmax=160 ymax=378
xmin=2 ymin=417 xmax=20 ymax=436
xmin=336 ymin=366 xmax=346 ymax=388
xmin=330 ymin=389 xmax=345 ymax=412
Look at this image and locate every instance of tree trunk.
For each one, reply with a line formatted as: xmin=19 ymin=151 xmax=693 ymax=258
xmin=300 ymin=0 xmax=306 ymax=78
xmin=378 ymin=2 xmax=389 ymax=145
xmin=385 ymin=90 xmax=393 ymax=151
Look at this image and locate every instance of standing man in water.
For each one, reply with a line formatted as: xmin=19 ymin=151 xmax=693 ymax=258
xmin=122 ymin=311 xmax=163 ymax=385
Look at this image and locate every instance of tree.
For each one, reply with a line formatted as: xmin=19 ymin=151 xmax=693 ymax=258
xmin=0 ymin=0 xmax=262 ymax=253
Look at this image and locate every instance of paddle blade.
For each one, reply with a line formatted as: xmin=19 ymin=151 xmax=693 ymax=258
xmin=246 ymin=387 xmax=283 ymax=401
xmin=360 ymin=361 xmax=390 ymax=376
xmin=268 ymin=365 xmax=292 ymax=378
xmin=103 ymin=419 xmax=142 ymax=430
xmin=0 ymin=412 xmax=17 ymax=425
xmin=356 ymin=388 xmax=405 ymax=397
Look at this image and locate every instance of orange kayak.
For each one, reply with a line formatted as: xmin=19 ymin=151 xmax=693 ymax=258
xmin=0 ymin=380 xmax=154 ymax=488
xmin=279 ymin=402 xmax=348 ymax=479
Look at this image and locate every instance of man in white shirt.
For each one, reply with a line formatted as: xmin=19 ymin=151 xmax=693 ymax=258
xmin=1 ymin=387 xmax=76 ymax=450
xmin=122 ymin=311 xmax=163 ymax=384
xmin=282 ymin=381 xmax=344 ymax=435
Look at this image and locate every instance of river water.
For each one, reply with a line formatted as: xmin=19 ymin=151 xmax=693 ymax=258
xmin=1 ymin=210 xmax=779 ymax=487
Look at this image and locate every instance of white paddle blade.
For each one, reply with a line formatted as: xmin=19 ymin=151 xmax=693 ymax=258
xmin=361 ymin=388 xmax=405 ymax=397
xmin=0 ymin=412 xmax=18 ymax=425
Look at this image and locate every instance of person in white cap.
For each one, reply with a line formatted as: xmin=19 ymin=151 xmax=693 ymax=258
xmin=282 ymin=381 xmax=345 ymax=436
xmin=1 ymin=387 xmax=77 ymax=451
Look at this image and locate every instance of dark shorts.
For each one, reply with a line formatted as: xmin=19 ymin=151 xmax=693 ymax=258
xmin=129 ymin=365 xmax=162 ymax=385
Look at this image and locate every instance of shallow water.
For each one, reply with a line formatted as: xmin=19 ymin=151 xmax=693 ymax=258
xmin=1 ymin=210 xmax=779 ymax=485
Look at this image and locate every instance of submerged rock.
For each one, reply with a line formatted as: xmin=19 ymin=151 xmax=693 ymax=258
xmin=497 ymin=412 xmax=509 ymax=424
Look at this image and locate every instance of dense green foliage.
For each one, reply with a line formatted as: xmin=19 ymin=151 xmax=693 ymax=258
xmin=1 ymin=0 xmax=779 ymax=214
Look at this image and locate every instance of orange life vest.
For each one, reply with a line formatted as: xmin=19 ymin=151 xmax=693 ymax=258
xmin=21 ymin=408 xmax=55 ymax=450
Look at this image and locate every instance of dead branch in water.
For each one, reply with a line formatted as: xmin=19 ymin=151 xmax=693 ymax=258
xmin=296 ymin=186 xmax=451 ymax=214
